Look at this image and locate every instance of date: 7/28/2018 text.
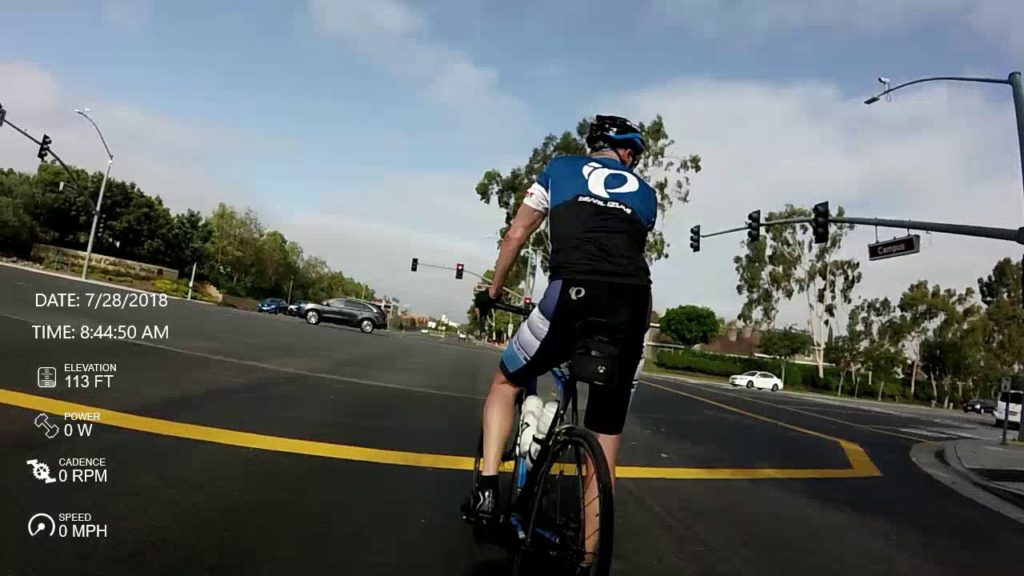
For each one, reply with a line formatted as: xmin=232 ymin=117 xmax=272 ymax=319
xmin=32 ymin=325 xmax=170 ymax=340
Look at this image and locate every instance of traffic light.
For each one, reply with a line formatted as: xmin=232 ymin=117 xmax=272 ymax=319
xmin=455 ymin=263 xmax=464 ymax=280
xmin=410 ymin=257 xmax=418 ymax=272
xmin=689 ymin=225 xmax=701 ymax=252
xmin=37 ymin=134 xmax=52 ymax=161
xmin=0 ymin=104 xmax=6 ymax=127
xmin=524 ymin=296 xmax=533 ymax=309
xmin=812 ymin=201 xmax=830 ymax=244
xmin=746 ymin=210 xmax=761 ymax=243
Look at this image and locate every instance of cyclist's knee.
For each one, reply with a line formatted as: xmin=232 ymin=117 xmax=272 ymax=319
xmin=487 ymin=370 xmax=519 ymax=396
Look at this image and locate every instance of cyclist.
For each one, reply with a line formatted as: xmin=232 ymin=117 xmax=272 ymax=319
xmin=463 ymin=115 xmax=656 ymax=531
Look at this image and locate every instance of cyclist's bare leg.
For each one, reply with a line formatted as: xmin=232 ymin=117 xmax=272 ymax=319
xmin=481 ymin=369 xmax=518 ymax=476
xmin=582 ymin=432 xmax=620 ymax=562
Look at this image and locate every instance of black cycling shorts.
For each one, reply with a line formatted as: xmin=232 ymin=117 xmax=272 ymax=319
xmin=499 ymin=279 xmax=650 ymax=435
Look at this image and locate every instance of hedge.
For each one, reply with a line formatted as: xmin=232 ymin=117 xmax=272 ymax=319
xmin=654 ymin=348 xmax=841 ymax=392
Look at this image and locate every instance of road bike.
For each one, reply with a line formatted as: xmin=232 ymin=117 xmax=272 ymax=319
xmin=466 ymin=301 xmax=615 ymax=576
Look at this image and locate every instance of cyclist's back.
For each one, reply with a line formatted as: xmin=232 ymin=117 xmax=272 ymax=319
xmin=525 ymin=153 xmax=657 ymax=286
xmin=502 ymin=148 xmax=655 ymax=435
xmin=466 ymin=115 xmax=656 ymax=539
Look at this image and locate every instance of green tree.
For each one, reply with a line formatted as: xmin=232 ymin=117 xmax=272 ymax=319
xmin=22 ymin=163 xmax=95 ymax=248
xmin=978 ymin=258 xmax=1024 ymax=380
xmin=733 ymin=204 xmax=861 ymax=375
xmin=475 ymin=115 xmax=701 ymax=266
xmin=896 ymin=281 xmax=943 ymax=400
xmin=254 ymin=230 xmax=298 ymax=295
xmin=204 ymin=204 xmax=265 ymax=294
xmin=759 ymin=327 xmax=812 ymax=383
xmin=2 ymin=163 xmax=378 ymax=303
xmin=824 ymin=334 xmax=860 ymax=397
xmin=0 ymin=196 xmax=38 ymax=256
xmin=848 ymin=298 xmax=903 ymax=399
xmin=101 ymin=187 xmax=176 ymax=265
xmin=661 ymin=305 xmax=720 ymax=347
xmin=167 ymin=209 xmax=211 ymax=274
xmin=920 ymin=287 xmax=984 ymax=408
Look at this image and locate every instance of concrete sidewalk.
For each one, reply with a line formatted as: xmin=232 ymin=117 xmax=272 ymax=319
xmin=944 ymin=439 xmax=1024 ymax=508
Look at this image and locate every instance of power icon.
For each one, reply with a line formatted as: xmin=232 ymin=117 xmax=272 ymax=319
xmin=28 ymin=513 xmax=56 ymax=536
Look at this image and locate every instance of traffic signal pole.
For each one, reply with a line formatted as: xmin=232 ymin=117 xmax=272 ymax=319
xmin=696 ymin=215 xmax=1023 ymax=244
xmin=409 ymin=259 xmax=526 ymax=302
xmin=0 ymin=105 xmax=88 ymax=198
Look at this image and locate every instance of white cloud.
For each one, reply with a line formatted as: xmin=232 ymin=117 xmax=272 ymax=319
xmin=274 ymin=172 xmax=506 ymax=320
xmin=0 ymin=61 xmax=270 ymax=214
xmin=0 ymin=59 xmax=509 ymax=320
xmin=307 ymin=0 xmax=526 ymax=125
xmin=652 ymin=0 xmax=1024 ymax=52
xmin=608 ymin=77 xmax=1023 ymax=326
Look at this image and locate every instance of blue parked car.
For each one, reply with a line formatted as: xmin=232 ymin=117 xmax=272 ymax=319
xmin=256 ymin=298 xmax=288 ymax=314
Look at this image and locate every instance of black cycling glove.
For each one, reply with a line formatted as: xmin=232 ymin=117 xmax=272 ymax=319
xmin=474 ymin=288 xmax=501 ymax=318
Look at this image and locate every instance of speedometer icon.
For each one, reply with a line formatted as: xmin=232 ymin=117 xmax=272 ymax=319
xmin=28 ymin=513 xmax=56 ymax=536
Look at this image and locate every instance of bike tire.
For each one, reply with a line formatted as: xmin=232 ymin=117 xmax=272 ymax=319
xmin=513 ymin=426 xmax=614 ymax=576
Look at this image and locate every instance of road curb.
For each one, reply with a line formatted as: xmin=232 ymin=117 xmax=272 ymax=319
xmin=945 ymin=442 xmax=1024 ymax=509
xmin=910 ymin=442 xmax=1024 ymax=525
xmin=0 ymin=260 xmax=216 ymax=306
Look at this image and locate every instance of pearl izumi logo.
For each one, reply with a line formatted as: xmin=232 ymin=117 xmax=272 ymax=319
xmin=582 ymin=161 xmax=639 ymax=199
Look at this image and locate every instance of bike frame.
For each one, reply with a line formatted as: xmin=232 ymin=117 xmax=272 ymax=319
xmin=507 ymin=364 xmax=580 ymax=542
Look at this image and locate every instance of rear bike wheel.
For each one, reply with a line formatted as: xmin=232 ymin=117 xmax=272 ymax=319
xmin=513 ymin=426 xmax=614 ymax=576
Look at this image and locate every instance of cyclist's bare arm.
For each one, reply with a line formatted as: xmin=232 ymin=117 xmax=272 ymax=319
xmin=487 ymin=203 xmax=545 ymax=297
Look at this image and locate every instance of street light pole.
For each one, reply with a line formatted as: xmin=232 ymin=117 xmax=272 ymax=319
xmin=75 ymin=108 xmax=114 ymax=280
xmin=865 ymin=72 xmax=1024 ymax=211
xmin=866 ymin=72 xmax=1024 ymax=320
xmin=1008 ymin=71 xmax=1024 ymax=210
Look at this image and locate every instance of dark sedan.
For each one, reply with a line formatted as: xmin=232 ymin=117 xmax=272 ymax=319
xmin=285 ymin=300 xmax=310 ymax=317
xmin=296 ymin=298 xmax=388 ymax=334
xmin=963 ymin=398 xmax=996 ymax=414
xmin=256 ymin=298 xmax=289 ymax=314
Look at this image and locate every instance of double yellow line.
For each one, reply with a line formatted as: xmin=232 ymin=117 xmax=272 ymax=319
xmin=0 ymin=386 xmax=881 ymax=480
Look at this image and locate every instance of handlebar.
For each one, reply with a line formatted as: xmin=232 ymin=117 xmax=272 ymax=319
xmin=476 ymin=300 xmax=533 ymax=334
xmin=493 ymin=301 xmax=532 ymax=317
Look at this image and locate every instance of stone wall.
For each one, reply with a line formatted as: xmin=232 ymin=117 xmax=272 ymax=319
xmin=32 ymin=244 xmax=179 ymax=281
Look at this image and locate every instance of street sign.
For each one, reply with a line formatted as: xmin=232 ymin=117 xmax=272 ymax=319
xmin=1001 ymin=377 xmax=1012 ymax=393
xmin=868 ymin=234 xmax=920 ymax=261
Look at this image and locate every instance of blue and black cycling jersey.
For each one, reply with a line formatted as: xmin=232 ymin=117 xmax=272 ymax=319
xmin=523 ymin=155 xmax=658 ymax=285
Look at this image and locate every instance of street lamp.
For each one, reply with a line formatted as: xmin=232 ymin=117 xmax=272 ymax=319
xmin=75 ymin=108 xmax=114 ymax=280
xmin=864 ymin=72 xmax=1024 ymax=212
xmin=867 ymin=73 xmax=1024 ymax=440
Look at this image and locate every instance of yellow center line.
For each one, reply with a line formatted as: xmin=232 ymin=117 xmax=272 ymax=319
xmin=639 ymin=380 xmax=881 ymax=478
xmin=0 ymin=387 xmax=880 ymax=480
xmin=644 ymin=376 xmax=934 ymax=444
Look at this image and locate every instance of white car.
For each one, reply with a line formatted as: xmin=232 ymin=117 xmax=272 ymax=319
xmin=730 ymin=371 xmax=784 ymax=392
xmin=994 ymin=390 xmax=1022 ymax=428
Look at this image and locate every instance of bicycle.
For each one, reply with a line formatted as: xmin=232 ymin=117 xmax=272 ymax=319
xmin=466 ymin=301 xmax=616 ymax=576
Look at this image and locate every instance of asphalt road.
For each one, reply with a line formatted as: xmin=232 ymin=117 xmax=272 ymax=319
xmin=1 ymin=264 xmax=1022 ymax=575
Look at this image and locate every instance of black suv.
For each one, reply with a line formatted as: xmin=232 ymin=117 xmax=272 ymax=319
xmin=963 ymin=398 xmax=996 ymax=414
xmin=296 ymin=298 xmax=388 ymax=334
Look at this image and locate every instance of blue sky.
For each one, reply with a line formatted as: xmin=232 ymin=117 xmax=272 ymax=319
xmin=2 ymin=0 xmax=1023 ymax=321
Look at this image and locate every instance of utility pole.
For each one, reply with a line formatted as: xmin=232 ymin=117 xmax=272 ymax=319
xmin=76 ymin=109 xmax=114 ymax=280
xmin=187 ymin=262 xmax=197 ymax=300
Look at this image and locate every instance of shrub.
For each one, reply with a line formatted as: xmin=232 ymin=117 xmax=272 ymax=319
xmin=0 ymin=197 xmax=38 ymax=257
xmin=151 ymin=278 xmax=217 ymax=302
xmin=654 ymin=347 xmax=840 ymax=392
